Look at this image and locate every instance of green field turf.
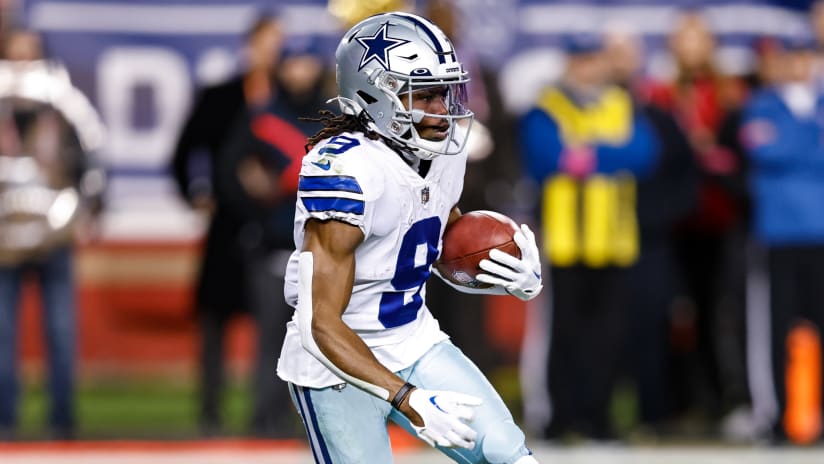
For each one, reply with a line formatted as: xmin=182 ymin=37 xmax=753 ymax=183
xmin=15 ymin=367 xmax=528 ymax=440
xmin=19 ymin=378 xmax=251 ymax=440
xmin=14 ymin=369 xmax=697 ymax=443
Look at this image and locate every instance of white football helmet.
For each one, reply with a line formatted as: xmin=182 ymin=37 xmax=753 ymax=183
xmin=334 ymin=12 xmax=473 ymax=160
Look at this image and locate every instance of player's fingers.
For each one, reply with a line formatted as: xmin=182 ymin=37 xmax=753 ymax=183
xmin=434 ymin=433 xmax=452 ymax=448
xmin=451 ymin=404 xmax=477 ymax=422
xmin=418 ymin=431 xmax=436 ymax=447
xmin=450 ymin=420 xmax=478 ymax=443
xmin=520 ymin=223 xmax=536 ymax=243
xmin=413 ymin=425 xmax=437 ymax=447
xmin=422 ymin=428 xmax=447 ymax=448
xmin=487 ymin=249 xmax=524 ymax=270
xmin=479 ymin=259 xmax=519 ymax=280
xmin=513 ymin=231 xmax=530 ymax=254
xmin=445 ymin=429 xmax=476 ymax=449
xmin=475 ymin=273 xmax=509 ymax=286
xmin=449 ymin=393 xmax=483 ymax=407
xmin=516 ymin=230 xmax=539 ymax=258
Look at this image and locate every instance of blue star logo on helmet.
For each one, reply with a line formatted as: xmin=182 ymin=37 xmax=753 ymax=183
xmin=355 ymin=22 xmax=409 ymax=71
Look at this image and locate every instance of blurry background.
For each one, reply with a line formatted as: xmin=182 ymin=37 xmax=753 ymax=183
xmin=0 ymin=0 xmax=823 ymax=454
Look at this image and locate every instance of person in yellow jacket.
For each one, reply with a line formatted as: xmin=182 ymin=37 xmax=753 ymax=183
xmin=519 ymin=32 xmax=658 ymax=440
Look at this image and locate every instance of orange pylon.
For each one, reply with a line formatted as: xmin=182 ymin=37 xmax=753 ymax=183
xmin=784 ymin=320 xmax=822 ymax=445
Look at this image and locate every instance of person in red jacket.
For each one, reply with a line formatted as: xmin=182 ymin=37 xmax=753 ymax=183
xmin=643 ymin=11 xmax=752 ymax=429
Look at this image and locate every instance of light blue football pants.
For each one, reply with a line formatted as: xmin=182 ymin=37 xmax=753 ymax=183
xmin=288 ymin=340 xmax=533 ymax=464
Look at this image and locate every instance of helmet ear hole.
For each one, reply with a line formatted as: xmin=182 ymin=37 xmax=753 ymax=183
xmin=356 ymin=90 xmax=378 ymax=104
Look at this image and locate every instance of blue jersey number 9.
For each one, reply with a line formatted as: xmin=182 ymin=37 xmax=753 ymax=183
xmin=378 ymin=217 xmax=441 ymax=328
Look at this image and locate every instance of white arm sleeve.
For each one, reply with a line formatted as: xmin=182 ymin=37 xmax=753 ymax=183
xmin=296 ymin=251 xmax=391 ymax=400
xmin=431 ymin=265 xmax=508 ymax=296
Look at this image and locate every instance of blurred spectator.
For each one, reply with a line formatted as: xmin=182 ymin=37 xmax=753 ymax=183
xmin=741 ymin=36 xmax=824 ymax=443
xmin=276 ymin=37 xmax=334 ymax=118
xmin=644 ymin=11 xmax=751 ymax=427
xmin=749 ymin=36 xmax=787 ymax=90
xmin=0 ymin=28 xmax=105 ymax=440
xmin=812 ymin=0 xmax=824 ymax=71
xmin=170 ymin=13 xmax=305 ymax=438
xmin=709 ymin=36 xmax=798 ymax=441
xmin=603 ymin=21 xmax=647 ymax=93
xmin=605 ymin=24 xmax=701 ymax=437
xmin=519 ymin=32 xmax=658 ymax=440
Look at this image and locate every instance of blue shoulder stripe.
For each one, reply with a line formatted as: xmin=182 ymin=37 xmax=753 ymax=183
xmin=302 ymin=196 xmax=365 ymax=215
xmin=299 ymin=175 xmax=363 ymax=194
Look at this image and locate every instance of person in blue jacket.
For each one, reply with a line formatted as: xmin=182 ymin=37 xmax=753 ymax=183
xmin=741 ymin=35 xmax=824 ymax=443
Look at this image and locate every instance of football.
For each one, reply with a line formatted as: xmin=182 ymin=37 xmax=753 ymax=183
xmin=435 ymin=210 xmax=521 ymax=289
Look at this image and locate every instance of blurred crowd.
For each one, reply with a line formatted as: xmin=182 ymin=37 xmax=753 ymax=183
xmin=513 ymin=3 xmax=824 ymax=445
xmin=2 ymin=0 xmax=824 ymax=449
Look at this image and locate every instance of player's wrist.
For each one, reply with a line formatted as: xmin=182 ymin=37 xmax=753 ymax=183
xmin=390 ymin=382 xmax=417 ymax=409
xmin=397 ymin=385 xmax=423 ymax=426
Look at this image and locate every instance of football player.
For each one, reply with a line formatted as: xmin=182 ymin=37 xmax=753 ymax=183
xmin=276 ymin=12 xmax=543 ymax=463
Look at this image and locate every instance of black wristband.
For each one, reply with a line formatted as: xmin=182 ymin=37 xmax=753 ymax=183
xmin=390 ymin=382 xmax=416 ymax=409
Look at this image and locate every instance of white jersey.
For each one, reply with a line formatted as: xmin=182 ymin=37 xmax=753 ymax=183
xmin=276 ymin=131 xmax=466 ymax=388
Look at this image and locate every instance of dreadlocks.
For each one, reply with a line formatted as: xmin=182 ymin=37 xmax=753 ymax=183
xmin=301 ymin=109 xmax=378 ymax=153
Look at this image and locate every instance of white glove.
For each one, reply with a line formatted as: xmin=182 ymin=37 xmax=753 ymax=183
xmin=476 ymin=224 xmax=543 ymax=301
xmin=407 ymin=388 xmax=482 ymax=449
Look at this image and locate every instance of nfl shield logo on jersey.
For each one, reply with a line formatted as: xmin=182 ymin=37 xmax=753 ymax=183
xmin=421 ymin=186 xmax=430 ymax=205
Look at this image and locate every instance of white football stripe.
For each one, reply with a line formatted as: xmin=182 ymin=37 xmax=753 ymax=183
xmin=298 ymin=190 xmax=364 ymax=201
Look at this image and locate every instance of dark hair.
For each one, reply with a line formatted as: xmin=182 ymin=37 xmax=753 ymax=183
xmin=244 ymin=13 xmax=279 ymax=43
xmin=301 ymin=110 xmax=378 ymax=152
